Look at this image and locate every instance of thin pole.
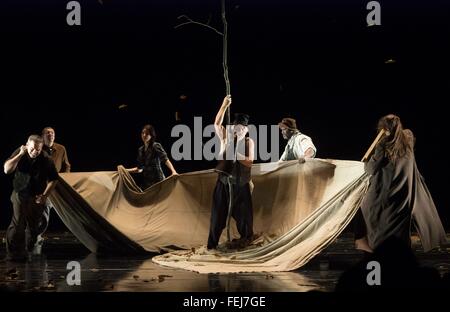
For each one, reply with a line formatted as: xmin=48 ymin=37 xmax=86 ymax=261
xmin=221 ymin=0 xmax=231 ymax=125
xmin=361 ymin=129 xmax=386 ymax=161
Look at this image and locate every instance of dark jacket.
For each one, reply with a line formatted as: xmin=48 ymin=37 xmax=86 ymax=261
xmin=361 ymin=133 xmax=446 ymax=251
xmin=8 ymin=149 xmax=58 ymax=197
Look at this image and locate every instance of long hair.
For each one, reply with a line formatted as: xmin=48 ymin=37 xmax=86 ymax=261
xmin=142 ymin=124 xmax=156 ymax=147
xmin=377 ymin=114 xmax=414 ymax=162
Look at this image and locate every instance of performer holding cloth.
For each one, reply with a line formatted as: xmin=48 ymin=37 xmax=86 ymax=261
xmin=207 ymin=95 xmax=255 ymax=250
xmin=357 ymin=114 xmax=447 ymax=252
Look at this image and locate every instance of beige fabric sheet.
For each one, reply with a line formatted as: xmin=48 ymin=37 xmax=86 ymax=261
xmin=50 ymin=159 xmax=367 ymax=272
xmin=153 ymin=160 xmax=368 ymax=273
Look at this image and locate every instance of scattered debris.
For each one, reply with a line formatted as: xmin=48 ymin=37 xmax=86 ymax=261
xmin=35 ymin=281 xmax=56 ymax=291
xmin=157 ymin=275 xmax=172 ymax=282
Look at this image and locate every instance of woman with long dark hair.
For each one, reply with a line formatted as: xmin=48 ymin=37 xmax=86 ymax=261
xmin=127 ymin=124 xmax=177 ymax=189
xmin=359 ymin=114 xmax=446 ymax=252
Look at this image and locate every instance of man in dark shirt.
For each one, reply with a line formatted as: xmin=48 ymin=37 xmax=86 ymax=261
xmin=37 ymin=127 xmax=71 ymax=249
xmin=3 ymin=134 xmax=58 ymax=261
xmin=42 ymin=127 xmax=71 ymax=173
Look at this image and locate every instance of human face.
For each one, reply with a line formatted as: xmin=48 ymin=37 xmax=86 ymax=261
xmin=233 ymin=124 xmax=248 ymax=139
xmin=27 ymin=141 xmax=43 ymax=159
xmin=280 ymin=126 xmax=290 ymax=140
xmin=141 ymin=129 xmax=151 ymax=144
xmin=42 ymin=128 xmax=55 ymax=146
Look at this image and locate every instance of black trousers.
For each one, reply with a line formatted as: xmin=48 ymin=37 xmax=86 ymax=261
xmin=207 ymin=179 xmax=254 ymax=249
xmin=39 ymin=203 xmax=51 ymax=234
xmin=6 ymin=191 xmax=46 ymax=256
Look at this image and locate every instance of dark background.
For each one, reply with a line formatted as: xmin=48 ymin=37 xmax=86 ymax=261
xmin=1 ymin=0 xmax=449 ymax=230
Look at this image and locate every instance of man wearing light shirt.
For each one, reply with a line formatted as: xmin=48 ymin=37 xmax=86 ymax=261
xmin=278 ymin=117 xmax=316 ymax=162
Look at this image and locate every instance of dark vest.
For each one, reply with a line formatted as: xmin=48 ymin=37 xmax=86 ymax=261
xmin=215 ymin=137 xmax=251 ymax=185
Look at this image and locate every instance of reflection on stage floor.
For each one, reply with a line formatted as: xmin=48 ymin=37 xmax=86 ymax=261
xmin=1 ymin=232 xmax=449 ymax=292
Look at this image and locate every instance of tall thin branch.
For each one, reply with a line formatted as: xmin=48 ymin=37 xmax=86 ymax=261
xmin=174 ymin=5 xmax=231 ymax=125
xmin=174 ymin=15 xmax=223 ymax=36
xmin=175 ymin=2 xmax=234 ymax=243
xmin=221 ymin=0 xmax=231 ymax=126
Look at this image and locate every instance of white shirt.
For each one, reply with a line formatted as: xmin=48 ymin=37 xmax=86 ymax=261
xmin=280 ymin=132 xmax=316 ymax=161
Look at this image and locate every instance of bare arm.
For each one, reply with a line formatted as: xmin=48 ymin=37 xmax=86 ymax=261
xmin=295 ymin=147 xmax=315 ymax=164
xmin=35 ymin=180 xmax=58 ymax=204
xmin=165 ymin=159 xmax=178 ymax=175
xmin=214 ymin=95 xmax=232 ymax=141
xmin=304 ymin=147 xmax=315 ymax=159
xmin=4 ymin=146 xmax=26 ymax=174
xmin=294 ymin=136 xmax=316 ymax=161
xmin=126 ymin=167 xmax=142 ymax=173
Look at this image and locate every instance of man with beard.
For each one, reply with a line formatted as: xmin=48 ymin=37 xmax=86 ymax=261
xmin=278 ymin=117 xmax=316 ymax=162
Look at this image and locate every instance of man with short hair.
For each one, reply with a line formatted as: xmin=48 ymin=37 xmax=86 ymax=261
xmin=207 ymin=95 xmax=255 ymax=250
xmin=4 ymin=135 xmax=58 ymax=261
xmin=42 ymin=127 xmax=71 ymax=173
xmin=36 ymin=127 xmax=71 ymax=252
xmin=278 ymin=117 xmax=317 ymax=162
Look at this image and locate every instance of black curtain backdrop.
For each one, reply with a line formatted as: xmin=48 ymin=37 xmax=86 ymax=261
xmin=1 ymin=0 xmax=449 ymax=230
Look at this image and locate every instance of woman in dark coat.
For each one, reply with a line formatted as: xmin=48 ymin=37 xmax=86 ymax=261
xmin=127 ymin=124 xmax=177 ymax=190
xmin=360 ymin=114 xmax=446 ymax=252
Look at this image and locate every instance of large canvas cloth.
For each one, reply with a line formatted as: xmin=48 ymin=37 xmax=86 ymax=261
xmin=48 ymin=159 xmax=369 ymax=272
xmin=153 ymin=161 xmax=369 ymax=273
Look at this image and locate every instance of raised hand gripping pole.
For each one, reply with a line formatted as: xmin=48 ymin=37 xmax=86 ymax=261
xmin=361 ymin=129 xmax=386 ymax=162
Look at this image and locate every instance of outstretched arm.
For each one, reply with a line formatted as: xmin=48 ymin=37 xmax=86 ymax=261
xmin=304 ymin=147 xmax=315 ymax=159
xmin=35 ymin=180 xmax=58 ymax=205
xmin=126 ymin=167 xmax=142 ymax=173
xmin=165 ymin=159 xmax=178 ymax=176
xmin=214 ymin=95 xmax=232 ymax=140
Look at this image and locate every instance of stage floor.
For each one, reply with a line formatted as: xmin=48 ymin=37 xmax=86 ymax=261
xmin=1 ymin=232 xmax=449 ymax=292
